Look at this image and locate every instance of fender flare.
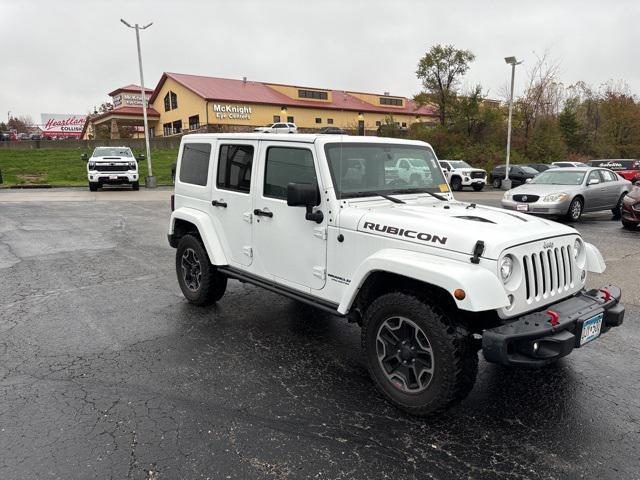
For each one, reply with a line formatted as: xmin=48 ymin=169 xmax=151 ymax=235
xmin=169 ymin=208 xmax=228 ymax=265
xmin=337 ymin=248 xmax=509 ymax=314
xmin=585 ymin=242 xmax=606 ymax=274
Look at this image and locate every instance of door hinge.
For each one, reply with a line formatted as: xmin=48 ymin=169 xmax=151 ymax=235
xmin=312 ymin=266 xmax=326 ymax=280
xmin=243 ymin=212 xmax=253 ymax=223
xmin=242 ymin=246 xmax=253 ymax=258
xmin=313 ymin=227 xmax=327 ymax=240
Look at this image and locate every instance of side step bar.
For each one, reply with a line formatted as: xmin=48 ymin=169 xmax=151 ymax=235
xmin=217 ymin=266 xmax=351 ymax=319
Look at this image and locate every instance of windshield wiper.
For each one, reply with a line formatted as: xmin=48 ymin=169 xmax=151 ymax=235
xmin=344 ymin=191 xmax=405 ymax=203
xmin=390 ymin=187 xmax=447 ymax=201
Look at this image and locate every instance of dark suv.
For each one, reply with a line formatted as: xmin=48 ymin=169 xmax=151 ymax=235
xmin=491 ymin=164 xmax=539 ymax=188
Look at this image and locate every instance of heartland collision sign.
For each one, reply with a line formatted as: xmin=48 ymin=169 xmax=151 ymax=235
xmin=40 ymin=113 xmax=87 ymax=138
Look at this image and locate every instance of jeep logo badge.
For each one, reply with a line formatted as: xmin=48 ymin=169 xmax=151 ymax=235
xmin=543 ymin=241 xmax=554 ymax=249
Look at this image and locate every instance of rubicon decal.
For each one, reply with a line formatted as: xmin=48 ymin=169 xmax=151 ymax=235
xmin=362 ymin=222 xmax=448 ymax=245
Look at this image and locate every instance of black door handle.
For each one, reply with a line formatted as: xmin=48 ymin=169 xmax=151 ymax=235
xmin=253 ymin=208 xmax=273 ymax=218
xmin=212 ymin=200 xmax=227 ymax=208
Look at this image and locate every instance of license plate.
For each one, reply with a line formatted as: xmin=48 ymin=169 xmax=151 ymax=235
xmin=109 ymin=175 xmax=118 ymax=180
xmin=580 ymin=312 xmax=603 ymax=346
xmin=516 ymin=204 xmax=529 ymax=211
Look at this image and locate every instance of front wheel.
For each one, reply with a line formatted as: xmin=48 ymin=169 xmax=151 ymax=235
xmin=450 ymin=177 xmax=463 ymax=191
xmin=622 ymin=220 xmax=638 ymax=230
xmin=362 ymin=292 xmax=478 ymax=416
xmin=132 ymin=181 xmax=139 ymax=191
xmin=472 ymin=184 xmax=484 ymax=192
xmin=89 ymin=182 xmax=98 ymax=192
xmin=176 ymin=234 xmax=227 ymax=305
xmin=565 ymin=197 xmax=583 ymax=222
xmin=492 ymin=178 xmax=501 ymax=189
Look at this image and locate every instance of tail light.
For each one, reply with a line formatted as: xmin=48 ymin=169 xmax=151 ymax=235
xmin=170 ymin=194 xmax=175 ymax=212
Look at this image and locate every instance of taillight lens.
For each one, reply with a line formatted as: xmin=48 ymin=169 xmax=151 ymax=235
xmin=170 ymin=194 xmax=175 ymax=212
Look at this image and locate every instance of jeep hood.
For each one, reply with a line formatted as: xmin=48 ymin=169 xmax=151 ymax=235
xmin=339 ymin=199 xmax=577 ymax=260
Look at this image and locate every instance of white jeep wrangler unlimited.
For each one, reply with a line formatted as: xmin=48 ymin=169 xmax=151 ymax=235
xmin=168 ymin=134 xmax=624 ymax=416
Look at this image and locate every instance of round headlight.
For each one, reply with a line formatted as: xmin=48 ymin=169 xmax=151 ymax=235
xmin=573 ymin=238 xmax=583 ymax=259
xmin=500 ymin=255 xmax=513 ymax=282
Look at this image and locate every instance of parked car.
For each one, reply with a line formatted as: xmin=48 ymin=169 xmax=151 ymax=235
xmin=552 ymin=161 xmax=588 ymax=168
xmin=501 ymin=167 xmax=632 ymax=221
xmin=83 ymin=146 xmax=141 ymax=191
xmin=586 ymin=159 xmax=640 ymax=184
xmin=29 ymin=134 xmax=41 ymax=141
xmin=523 ymin=163 xmax=557 ymax=173
xmin=491 ymin=164 xmax=539 ymax=188
xmin=439 ymin=159 xmax=487 ymax=191
xmin=0 ymin=132 xmax=11 ymax=141
xmin=317 ymin=127 xmax=346 ymax=134
xmin=385 ymin=157 xmax=434 ymax=186
xmin=620 ymin=187 xmax=640 ymax=229
xmin=253 ymin=122 xmax=297 ymax=134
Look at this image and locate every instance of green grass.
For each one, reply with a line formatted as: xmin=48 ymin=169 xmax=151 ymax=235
xmin=0 ymin=148 xmax=179 ymax=187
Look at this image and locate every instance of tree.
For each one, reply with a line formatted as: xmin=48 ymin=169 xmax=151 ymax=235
xmin=450 ymin=85 xmax=484 ymax=138
xmin=7 ymin=115 xmax=33 ymax=133
xmin=416 ymin=44 xmax=475 ymax=126
xmin=558 ymin=98 xmax=582 ymax=152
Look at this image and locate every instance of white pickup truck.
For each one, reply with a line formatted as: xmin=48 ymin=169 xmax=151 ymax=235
xmin=439 ymin=159 xmax=487 ymax=191
xmin=168 ymin=134 xmax=624 ymax=416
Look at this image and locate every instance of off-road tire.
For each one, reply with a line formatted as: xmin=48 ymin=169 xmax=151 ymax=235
xmin=612 ymin=193 xmax=626 ymax=217
xmin=565 ymin=197 xmax=583 ymax=222
xmin=176 ymin=234 xmax=227 ymax=306
xmin=472 ymin=184 xmax=484 ymax=192
xmin=361 ymin=292 xmax=478 ymax=416
xmin=450 ymin=177 xmax=463 ymax=191
xmin=622 ymin=220 xmax=638 ymax=230
xmin=89 ymin=182 xmax=98 ymax=192
xmin=132 ymin=181 xmax=140 ymax=191
xmin=492 ymin=178 xmax=501 ymax=189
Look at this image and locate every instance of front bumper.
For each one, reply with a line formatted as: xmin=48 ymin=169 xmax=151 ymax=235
xmin=483 ymin=285 xmax=624 ymax=367
xmin=461 ymin=177 xmax=486 ymax=186
xmin=621 ymin=202 xmax=640 ymax=222
xmin=501 ymin=198 xmax=570 ymax=216
xmin=88 ymin=171 xmax=138 ymax=184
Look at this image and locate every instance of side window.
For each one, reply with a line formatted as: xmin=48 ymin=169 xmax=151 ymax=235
xmin=217 ymin=144 xmax=254 ymax=193
xmin=587 ymin=170 xmax=601 ymax=184
xmin=264 ymin=147 xmax=317 ymax=199
xmin=179 ymin=143 xmax=211 ymax=186
xmin=601 ymin=170 xmax=616 ymax=182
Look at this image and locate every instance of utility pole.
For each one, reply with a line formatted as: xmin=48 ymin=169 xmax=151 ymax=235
xmin=503 ymin=56 xmax=523 ymax=190
xmin=121 ymin=19 xmax=155 ymax=188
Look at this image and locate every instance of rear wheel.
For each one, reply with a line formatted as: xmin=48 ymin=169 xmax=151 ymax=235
xmin=472 ymin=183 xmax=484 ymax=192
xmin=176 ymin=234 xmax=227 ymax=305
xmin=565 ymin=197 xmax=583 ymax=222
xmin=362 ymin=292 xmax=478 ymax=416
xmin=450 ymin=177 xmax=463 ymax=191
xmin=612 ymin=192 xmax=626 ymax=216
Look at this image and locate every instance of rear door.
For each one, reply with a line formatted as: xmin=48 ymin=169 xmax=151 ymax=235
xmin=251 ymin=141 xmax=327 ymax=291
xmin=211 ymin=139 xmax=257 ymax=267
xmin=599 ymin=169 xmax=623 ymax=206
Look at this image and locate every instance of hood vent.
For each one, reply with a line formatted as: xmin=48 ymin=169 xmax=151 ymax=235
xmin=454 ymin=215 xmax=495 ymax=223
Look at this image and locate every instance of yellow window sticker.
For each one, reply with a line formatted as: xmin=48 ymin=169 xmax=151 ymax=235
xmin=438 ymin=183 xmax=450 ymax=192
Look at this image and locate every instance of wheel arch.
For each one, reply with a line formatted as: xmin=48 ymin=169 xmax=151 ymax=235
xmin=169 ymin=208 xmax=228 ymax=265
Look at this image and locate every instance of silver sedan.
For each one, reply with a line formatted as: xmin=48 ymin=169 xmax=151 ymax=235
xmin=501 ymin=167 xmax=632 ymax=221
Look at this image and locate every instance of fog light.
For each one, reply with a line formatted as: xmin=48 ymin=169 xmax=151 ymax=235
xmin=454 ymin=289 xmax=466 ymax=300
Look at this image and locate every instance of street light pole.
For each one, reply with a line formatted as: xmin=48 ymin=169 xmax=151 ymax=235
xmin=503 ymin=56 xmax=523 ymax=190
xmin=121 ymin=19 xmax=155 ymax=188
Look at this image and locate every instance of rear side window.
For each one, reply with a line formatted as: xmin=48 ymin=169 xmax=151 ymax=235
xmin=217 ymin=144 xmax=254 ymax=193
xmin=264 ymin=147 xmax=316 ymax=199
xmin=179 ymin=143 xmax=211 ymax=186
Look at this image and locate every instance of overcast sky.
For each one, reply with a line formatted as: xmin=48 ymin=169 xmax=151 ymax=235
xmin=2 ymin=0 xmax=639 ymax=124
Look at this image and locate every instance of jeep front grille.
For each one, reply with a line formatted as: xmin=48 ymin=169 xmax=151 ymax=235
xmin=522 ymin=246 xmax=573 ymax=302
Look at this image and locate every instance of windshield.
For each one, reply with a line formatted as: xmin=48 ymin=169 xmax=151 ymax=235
xmin=531 ymin=170 xmax=586 ymax=185
xmin=521 ymin=166 xmax=539 ymax=174
xmin=324 ymin=143 xmax=447 ymax=199
xmin=448 ymin=160 xmax=472 ymax=169
xmin=92 ymin=147 xmax=132 ymax=157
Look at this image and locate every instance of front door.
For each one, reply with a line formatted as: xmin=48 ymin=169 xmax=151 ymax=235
xmin=210 ymin=140 xmax=257 ymax=267
xmin=583 ymin=170 xmax=605 ymax=210
xmin=252 ymin=142 xmax=327 ymax=291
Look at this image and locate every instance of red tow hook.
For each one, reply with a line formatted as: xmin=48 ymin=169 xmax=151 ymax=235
xmin=599 ymin=288 xmax=612 ymax=302
xmin=547 ymin=309 xmax=560 ymax=327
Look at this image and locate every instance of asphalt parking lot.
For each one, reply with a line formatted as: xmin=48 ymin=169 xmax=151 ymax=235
xmin=0 ymin=188 xmax=638 ymax=480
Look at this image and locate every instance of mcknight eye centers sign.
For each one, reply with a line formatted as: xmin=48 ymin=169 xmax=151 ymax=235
xmin=213 ymin=104 xmax=252 ymax=120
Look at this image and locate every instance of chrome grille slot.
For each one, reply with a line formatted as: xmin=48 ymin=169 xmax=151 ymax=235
xmin=522 ymin=244 xmax=575 ymax=302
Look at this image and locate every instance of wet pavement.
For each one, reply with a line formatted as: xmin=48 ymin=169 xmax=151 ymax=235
xmin=0 ymin=190 xmax=638 ymax=479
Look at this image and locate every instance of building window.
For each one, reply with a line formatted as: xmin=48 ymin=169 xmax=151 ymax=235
xmin=401 ymin=122 xmax=407 ymax=127
xmin=189 ymin=115 xmax=200 ymax=130
xmin=298 ymin=89 xmax=328 ymax=100
xmin=273 ymin=115 xmax=281 ymax=123
xmin=315 ymin=118 xmax=322 ymax=124
xmin=375 ymin=121 xmax=381 ymax=127
xmin=164 ymin=91 xmax=178 ymax=111
xmin=217 ymin=144 xmax=254 ymax=193
xmin=287 ymin=116 xmax=294 ymax=123
xmin=163 ymin=122 xmax=172 ymax=136
xmin=179 ymin=143 xmax=211 ymax=186
xmin=327 ymin=118 xmax=333 ymax=124
xmin=264 ymin=147 xmax=317 ymax=199
xmin=380 ymin=97 xmax=403 ymax=106
xmin=172 ymin=120 xmax=182 ymax=134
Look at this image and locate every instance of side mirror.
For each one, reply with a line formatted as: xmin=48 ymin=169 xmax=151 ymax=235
xmin=588 ymin=178 xmax=600 ymax=186
xmin=137 ymin=153 xmax=145 ymax=161
xmin=81 ymin=153 xmax=88 ymax=161
xmin=287 ymin=183 xmax=323 ymax=224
